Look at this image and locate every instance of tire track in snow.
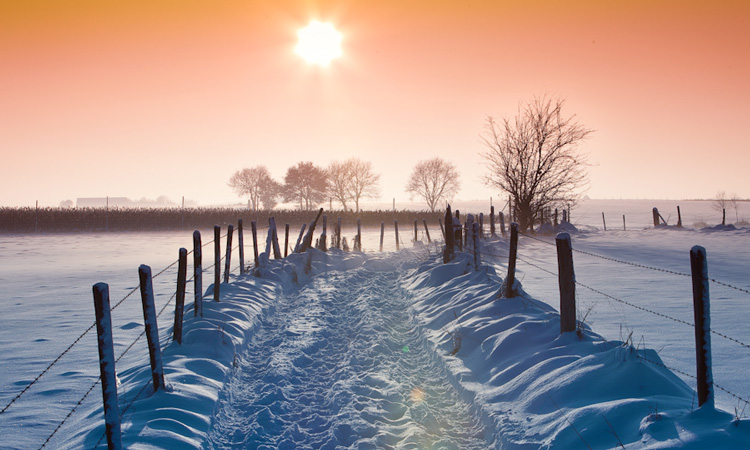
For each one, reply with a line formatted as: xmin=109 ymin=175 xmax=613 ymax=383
xmin=206 ymin=265 xmax=490 ymax=449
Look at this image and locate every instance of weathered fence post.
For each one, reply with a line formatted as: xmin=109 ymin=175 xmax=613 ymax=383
xmin=504 ymin=223 xmax=518 ymax=297
xmin=174 ymin=248 xmax=187 ymax=344
xmin=336 ymin=217 xmax=342 ymax=249
xmin=320 ymin=215 xmax=328 ymax=251
xmin=284 ymin=224 xmax=290 ymax=257
xmin=380 ymin=222 xmax=385 ymax=252
xmin=623 ymin=215 xmax=626 ymax=231
xmin=92 ymin=283 xmax=123 ymax=450
xmin=690 ymin=245 xmax=714 ymax=408
xmin=238 ymin=219 xmax=245 ymax=275
xmin=652 ymin=208 xmax=660 ymax=227
xmin=223 ymin=224 xmax=233 ymax=284
xmin=394 ymin=220 xmax=400 ymax=250
xmin=213 ymin=225 xmax=221 ymax=301
xmin=355 ymin=218 xmax=362 ymax=251
xmin=138 ymin=265 xmax=165 ymax=391
xmin=454 ymin=210 xmax=462 ymax=251
xmin=490 ymin=206 xmax=496 ymax=237
xmin=193 ymin=231 xmax=202 ymax=317
xmin=438 ymin=218 xmax=445 ymax=240
xmin=556 ymin=233 xmax=576 ymax=334
xmin=443 ymin=206 xmax=455 ymax=263
xmin=422 ymin=219 xmax=431 ymax=243
xmin=499 ymin=212 xmax=506 ymax=237
xmin=414 ymin=220 xmax=418 ymax=243
xmin=294 ymin=223 xmax=306 ymax=253
xmin=300 ymin=208 xmax=324 ymax=252
xmin=602 ymin=212 xmax=607 ymax=231
xmin=479 ymin=213 xmax=485 ymax=238
xmin=472 ymin=221 xmax=481 ymax=270
xmin=722 ymin=208 xmax=726 ymax=226
xmin=677 ymin=206 xmax=683 ymax=228
xmin=251 ymin=220 xmax=259 ymax=268
xmin=269 ymin=218 xmax=281 ymax=259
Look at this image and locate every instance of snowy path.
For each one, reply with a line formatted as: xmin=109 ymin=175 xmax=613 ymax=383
xmin=206 ymin=265 xmax=490 ymax=449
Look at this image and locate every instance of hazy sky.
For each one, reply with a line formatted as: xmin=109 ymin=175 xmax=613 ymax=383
xmin=2 ymin=0 xmax=749 ymax=208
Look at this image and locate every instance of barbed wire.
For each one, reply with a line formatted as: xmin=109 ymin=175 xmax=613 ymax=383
xmin=517 ymin=231 xmax=750 ymax=296
xmin=481 ymin=245 xmax=750 ymax=349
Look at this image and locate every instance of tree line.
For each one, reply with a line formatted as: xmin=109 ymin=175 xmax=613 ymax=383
xmin=228 ymin=157 xmax=461 ymax=214
xmin=231 ymin=95 xmax=594 ymax=232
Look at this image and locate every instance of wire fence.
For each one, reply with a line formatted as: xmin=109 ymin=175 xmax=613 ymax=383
xmin=479 ymin=229 xmax=750 ymax=409
xmin=5 ymin=213 xmax=749 ymax=448
xmin=0 ymin=225 xmax=249 ymax=449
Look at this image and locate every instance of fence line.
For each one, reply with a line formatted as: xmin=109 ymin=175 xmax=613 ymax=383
xmin=484 ymin=238 xmax=750 ymax=350
xmin=481 ymin=242 xmax=750 ymax=409
xmin=518 ymin=230 xmax=750 ymax=297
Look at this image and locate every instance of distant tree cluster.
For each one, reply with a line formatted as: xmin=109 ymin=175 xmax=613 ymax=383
xmin=228 ymin=158 xmax=382 ymax=212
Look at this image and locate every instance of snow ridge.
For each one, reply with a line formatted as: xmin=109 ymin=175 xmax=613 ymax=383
xmin=75 ymin=245 xmax=749 ymax=449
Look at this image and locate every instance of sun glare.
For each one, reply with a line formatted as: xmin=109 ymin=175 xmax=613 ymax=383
xmin=295 ymin=20 xmax=342 ymax=66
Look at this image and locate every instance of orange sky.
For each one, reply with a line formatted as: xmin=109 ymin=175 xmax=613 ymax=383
xmin=2 ymin=0 xmax=749 ymax=207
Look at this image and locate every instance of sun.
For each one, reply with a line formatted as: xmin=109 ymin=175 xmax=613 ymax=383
xmin=295 ymin=20 xmax=342 ymax=66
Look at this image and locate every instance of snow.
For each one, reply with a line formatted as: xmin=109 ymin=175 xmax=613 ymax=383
xmin=1 ymin=203 xmax=750 ymax=449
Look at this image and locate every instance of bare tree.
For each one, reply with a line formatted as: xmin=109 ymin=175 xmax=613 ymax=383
xmin=283 ymin=161 xmax=328 ymax=211
xmin=348 ymin=159 xmax=380 ymax=213
xmin=228 ymin=166 xmax=280 ymax=210
xmin=481 ymin=95 xmax=593 ymax=232
xmin=327 ymin=158 xmax=381 ymax=212
xmin=327 ymin=161 xmax=352 ymax=212
xmin=405 ymin=158 xmax=460 ymax=212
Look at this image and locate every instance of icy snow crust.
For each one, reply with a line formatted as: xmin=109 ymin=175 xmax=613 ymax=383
xmin=71 ymin=245 xmax=749 ymax=449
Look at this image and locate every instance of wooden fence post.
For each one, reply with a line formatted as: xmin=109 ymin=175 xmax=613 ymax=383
xmin=422 ymin=219 xmax=431 ymax=243
xmin=472 ymin=221 xmax=481 ymax=270
xmin=294 ymin=223 xmax=306 ymax=253
xmin=238 ymin=219 xmax=245 ymax=275
xmin=300 ymin=208 xmax=324 ymax=252
xmin=504 ymin=223 xmax=518 ymax=297
xmin=490 ymin=206 xmax=496 ymax=237
xmin=690 ymin=245 xmax=714 ymax=408
xmin=652 ymin=208 xmax=660 ymax=227
xmin=193 ymin=231 xmax=202 ymax=317
xmin=623 ymin=215 xmax=626 ymax=231
xmin=138 ymin=265 xmax=165 ymax=391
xmin=336 ymin=217 xmax=342 ymax=249
xmin=499 ymin=212 xmax=506 ymax=237
xmin=443 ymin=206 xmax=455 ymax=263
xmin=355 ymin=218 xmax=362 ymax=251
xmin=677 ymin=206 xmax=683 ymax=228
xmin=174 ymin=248 xmax=187 ymax=344
xmin=379 ymin=222 xmax=385 ymax=252
xmin=414 ymin=220 xmax=418 ymax=243
xmin=251 ymin=220 xmax=259 ymax=267
xmin=438 ymin=218 xmax=445 ymax=241
xmin=479 ymin=212 xmax=485 ymax=238
xmin=284 ymin=224 xmax=290 ymax=257
xmin=320 ymin=215 xmax=328 ymax=251
xmin=394 ymin=220 xmax=400 ymax=250
xmin=602 ymin=212 xmax=607 ymax=231
xmin=223 ymin=224 xmax=233 ymax=284
xmin=556 ymin=233 xmax=576 ymax=334
xmin=213 ymin=225 xmax=221 ymax=301
xmin=92 ymin=283 xmax=123 ymax=450
xmin=269 ymin=218 xmax=281 ymax=259
xmin=722 ymin=208 xmax=726 ymax=226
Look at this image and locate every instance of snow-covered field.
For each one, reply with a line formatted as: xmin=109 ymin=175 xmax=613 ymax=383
xmin=1 ymin=199 xmax=749 ymax=449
